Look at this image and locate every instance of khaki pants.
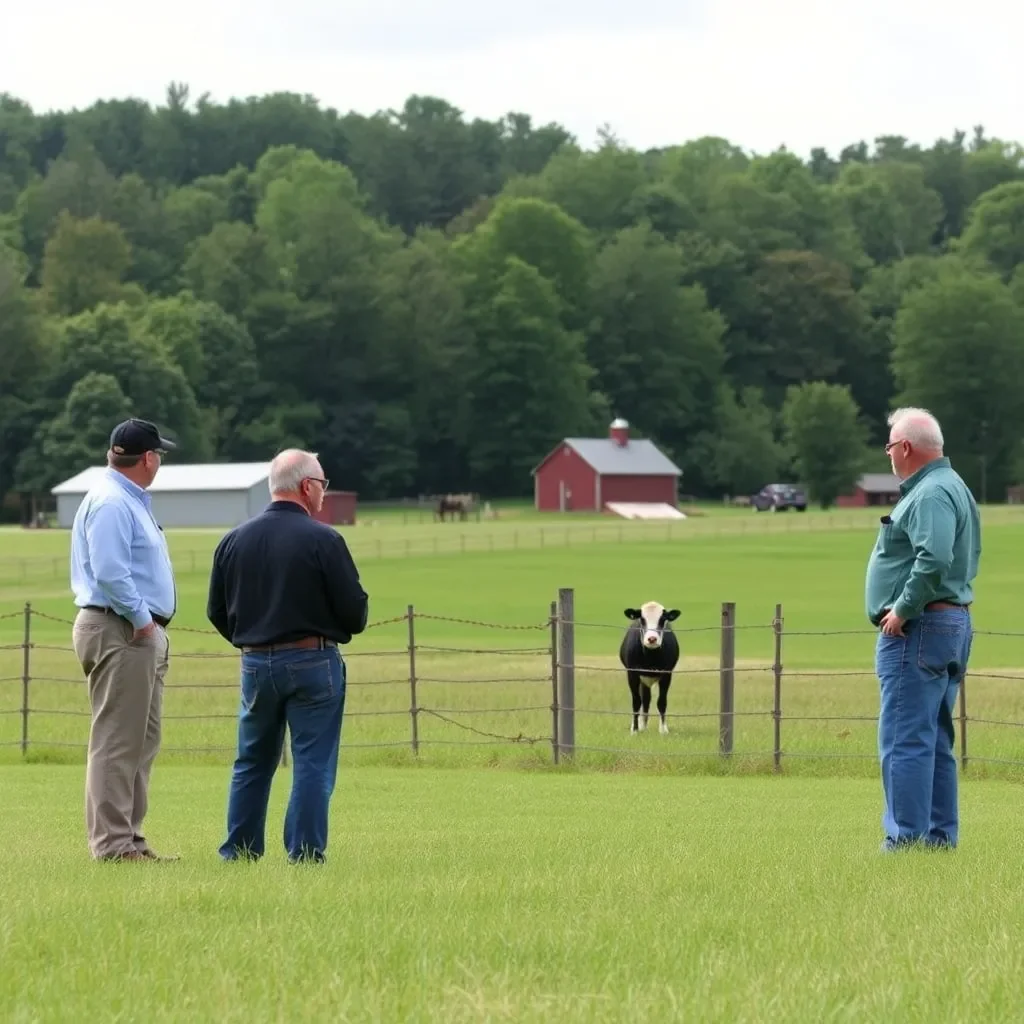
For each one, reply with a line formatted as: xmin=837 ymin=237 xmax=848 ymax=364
xmin=72 ymin=608 xmax=169 ymax=859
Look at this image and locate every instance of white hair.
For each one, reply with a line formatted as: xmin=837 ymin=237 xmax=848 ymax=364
xmin=887 ymin=407 xmax=944 ymax=451
xmin=268 ymin=448 xmax=321 ymax=494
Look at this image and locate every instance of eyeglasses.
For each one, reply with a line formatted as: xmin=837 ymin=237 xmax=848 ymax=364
xmin=304 ymin=476 xmax=329 ymax=490
xmin=883 ymin=439 xmax=906 ymax=454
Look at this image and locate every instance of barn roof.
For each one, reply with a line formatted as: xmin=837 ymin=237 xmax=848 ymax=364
xmin=537 ymin=438 xmax=681 ymax=477
xmin=858 ymin=472 xmax=900 ymax=494
xmin=51 ymin=462 xmax=272 ymax=495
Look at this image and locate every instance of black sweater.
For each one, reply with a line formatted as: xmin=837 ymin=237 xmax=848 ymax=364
xmin=206 ymin=501 xmax=369 ymax=647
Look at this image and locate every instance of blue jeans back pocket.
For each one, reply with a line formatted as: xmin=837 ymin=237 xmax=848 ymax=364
xmin=916 ymin=617 xmax=965 ymax=679
xmin=285 ymin=654 xmax=335 ymax=702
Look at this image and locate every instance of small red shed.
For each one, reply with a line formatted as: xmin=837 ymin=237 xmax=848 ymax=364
xmin=531 ymin=419 xmax=682 ymax=512
xmin=313 ymin=490 xmax=358 ymax=525
xmin=836 ymin=473 xmax=900 ymax=508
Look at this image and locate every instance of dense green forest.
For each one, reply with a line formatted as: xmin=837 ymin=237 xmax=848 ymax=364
xmin=2 ymin=85 xmax=1023 ymax=516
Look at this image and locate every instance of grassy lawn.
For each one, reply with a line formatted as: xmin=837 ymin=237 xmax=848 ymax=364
xmin=2 ymin=505 xmax=1024 ymax=1020
xmin=1 ymin=765 xmax=1023 ymax=1023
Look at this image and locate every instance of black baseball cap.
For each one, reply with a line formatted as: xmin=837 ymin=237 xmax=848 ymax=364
xmin=109 ymin=418 xmax=177 ymax=456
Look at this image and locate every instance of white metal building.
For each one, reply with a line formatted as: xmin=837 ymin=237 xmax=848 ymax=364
xmin=51 ymin=462 xmax=273 ymax=529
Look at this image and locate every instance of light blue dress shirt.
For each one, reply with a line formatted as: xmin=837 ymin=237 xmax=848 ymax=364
xmin=70 ymin=468 xmax=177 ymax=629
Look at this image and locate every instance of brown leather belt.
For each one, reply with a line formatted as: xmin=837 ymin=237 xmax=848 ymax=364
xmin=83 ymin=605 xmax=171 ymax=628
xmin=241 ymin=636 xmax=336 ymax=653
xmin=924 ymin=601 xmax=970 ymax=612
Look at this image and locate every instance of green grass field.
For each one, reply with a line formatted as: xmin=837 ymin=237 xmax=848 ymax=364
xmin=2 ymin=505 xmax=1024 ymax=1021
xmin=3 ymin=766 xmax=1024 ymax=1022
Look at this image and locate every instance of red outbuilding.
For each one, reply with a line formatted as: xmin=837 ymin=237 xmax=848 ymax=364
xmin=312 ymin=490 xmax=358 ymax=526
xmin=531 ymin=419 xmax=682 ymax=512
xmin=836 ymin=473 xmax=900 ymax=508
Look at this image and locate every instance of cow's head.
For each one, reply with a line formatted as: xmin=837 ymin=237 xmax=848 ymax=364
xmin=624 ymin=602 xmax=681 ymax=648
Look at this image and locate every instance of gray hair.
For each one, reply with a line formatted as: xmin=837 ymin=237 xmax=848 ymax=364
xmin=888 ymin=407 xmax=944 ymax=451
xmin=106 ymin=450 xmax=142 ymax=469
xmin=268 ymin=448 xmax=321 ymax=494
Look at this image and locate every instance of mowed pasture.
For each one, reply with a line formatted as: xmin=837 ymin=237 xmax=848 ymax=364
xmin=4 ymin=507 xmax=1024 ymax=1022
xmin=4 ymin=765 xmax=1024 ymax=1022
xmin=3 ymin=505 xmax=1024 ymax=777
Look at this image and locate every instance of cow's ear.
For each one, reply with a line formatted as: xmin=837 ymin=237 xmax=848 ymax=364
xmin=665 ymin=609 xmax=681 ymax=621
xmin=624 ymin=608 xmax=640 ymax=620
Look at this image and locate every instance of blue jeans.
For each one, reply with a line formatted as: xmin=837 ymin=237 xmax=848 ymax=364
xmin=219 ymin=646 xmax=346 ymax=863
xmin=876 ymin=607 xmax=973 ymax=849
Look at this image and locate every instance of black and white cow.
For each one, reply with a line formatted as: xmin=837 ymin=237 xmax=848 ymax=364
xmin=619 ymin=602 xmax=681 ymax=735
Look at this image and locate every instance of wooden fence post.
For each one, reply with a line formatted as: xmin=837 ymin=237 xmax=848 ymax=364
xmin=959 ymin=674 xmax=968 ymax=771
xmin=557 ymin=587 xmax=575 ymax=761
xmin=21 ymin=602 xmax=31 ymax=757
xmin=549 ymin=600 xmax=559 ymax=765
xmin=408 ymin=603 xmax=419 ymax=755
xmin=719 ymin=601 xmax=736 ymax=757
xmin=773 ymin=603 xmax=783 ymax=773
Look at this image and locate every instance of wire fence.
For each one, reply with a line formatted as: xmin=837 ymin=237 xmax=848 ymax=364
xmin=2 ymin=593 xmax=1023 ymax=776
xmin=0 ymin=511 xmax=936 ymax=583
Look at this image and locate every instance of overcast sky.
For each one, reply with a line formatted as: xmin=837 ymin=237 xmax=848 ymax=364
xmin=5 ymin=0 xmax=1023 ymax=157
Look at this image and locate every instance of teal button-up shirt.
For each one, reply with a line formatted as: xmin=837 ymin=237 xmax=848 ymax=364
xmin=864 ymin=457 xmax=981 ymax=626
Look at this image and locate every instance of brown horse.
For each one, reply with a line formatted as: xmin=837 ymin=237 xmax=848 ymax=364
xmin=435 ymin=493 xmax=474 ymax=521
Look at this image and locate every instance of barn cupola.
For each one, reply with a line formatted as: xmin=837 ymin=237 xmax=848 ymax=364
xmin=609 ymin=417 xmax=629 ymax=447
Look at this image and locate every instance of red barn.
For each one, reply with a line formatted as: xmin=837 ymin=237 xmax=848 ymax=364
xmin=836 ymin=473 xmax=900 ymax=508
xmin=531 ymin=419 xmax=682 ymax=512
xmin=312 ymin=490 xmax=358 ymax=526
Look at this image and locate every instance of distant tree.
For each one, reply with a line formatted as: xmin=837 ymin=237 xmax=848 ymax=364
xmin=957 ymin=180 xmax=1024 ymax=281
xmin=40 ymin=212 xmax=141 ymax=315
xmin=44 ymin=302 xmax=210 ymax=461
xmin=462 ymin=256 xmax=595 ymax=494
xmin=17 ymin=372 xmax=133 ymax=493
xmin=586 ymin=223 xmax=727 ymax=491
xmin=709 ymin=385 xmax=788 ymax=496
xmin=891 ymin=266 xmax=1024 ymax=500
xmin=455 ymin=195 xmax=594 ymax=331
xmin=781 ymin=382 xmax=869 ymax=508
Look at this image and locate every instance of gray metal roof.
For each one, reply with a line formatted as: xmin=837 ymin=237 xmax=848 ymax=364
xmin=52 ymin=462 xmax=272 ymax=495
xmin=858 ymin=472 xmax=900 ymax=493
xmin=563 ymin=438 xmax=681 ymax=476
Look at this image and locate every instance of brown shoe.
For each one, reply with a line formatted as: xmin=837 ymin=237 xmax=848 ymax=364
xmin=99 ymin=849 xmax=150 ymax=862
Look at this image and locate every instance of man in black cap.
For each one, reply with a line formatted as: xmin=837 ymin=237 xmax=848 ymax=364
xmin=69 ymin=418 xmax=180 ymax=862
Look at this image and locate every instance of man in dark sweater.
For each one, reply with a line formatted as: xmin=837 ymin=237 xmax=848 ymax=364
xmin=207 ymin=448 xmax=369 ymax=863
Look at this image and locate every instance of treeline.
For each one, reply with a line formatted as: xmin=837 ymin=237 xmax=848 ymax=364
xmin=2 ymin=84 xmax=1024 ymax=514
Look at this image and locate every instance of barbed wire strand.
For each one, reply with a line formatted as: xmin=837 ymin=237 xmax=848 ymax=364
xmin=565 ymin=707 xmax=770 ymax=719
xmin=415 ymin=705 xmax=550 ymax=715
xmin=415 ymin=645 xmax=551 ymax=655
xmin=413 ymin=675 xmax=552 ymax=684
xmin=566 ymin=663 xmax=774 ymax=676
xmin=419 ymin=708 xmax=546 ymax=745
xmin=8 ymin=607 xmax=1024 ymax=640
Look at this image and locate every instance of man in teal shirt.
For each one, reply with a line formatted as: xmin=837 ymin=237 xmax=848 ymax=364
xmin=865 ymin=407 xmax=980 ymax=851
